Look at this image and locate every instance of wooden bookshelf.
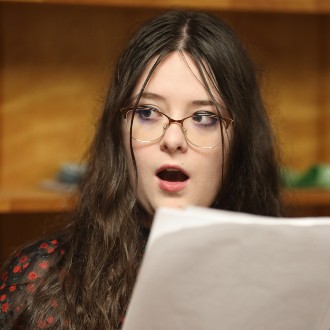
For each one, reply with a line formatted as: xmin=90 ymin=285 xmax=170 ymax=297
xmin=0 ymin=1 xmax=329 ymax=217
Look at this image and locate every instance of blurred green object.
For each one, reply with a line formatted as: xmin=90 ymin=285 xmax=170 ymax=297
xmin=281 ymin=164 xmax=330 ymax=189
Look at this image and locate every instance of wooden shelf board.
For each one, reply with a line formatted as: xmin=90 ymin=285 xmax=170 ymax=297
xmin=0 ymin=189 xmax=76 ymax=213
xmin=0 ymin=188 xmax=329 ymax=213
xmin=282 ymin=189 xmax=330 ymax=207
xmin=2 ymin=0 xmax=330 ymax=14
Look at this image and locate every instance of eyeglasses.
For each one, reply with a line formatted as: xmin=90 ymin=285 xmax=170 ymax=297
xmin=121 ymin=105 xmax=234 ymax=149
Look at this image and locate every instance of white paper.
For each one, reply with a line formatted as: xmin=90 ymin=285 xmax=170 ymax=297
xmin=123 ymin=207 xmax=330 ymax=330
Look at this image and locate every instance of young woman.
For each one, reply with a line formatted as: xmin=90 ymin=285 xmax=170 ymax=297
xmin=0 ymin=10 xmax=281 ymax=329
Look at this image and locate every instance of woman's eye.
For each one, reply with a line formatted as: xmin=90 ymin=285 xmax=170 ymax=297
xmin=136 ymin=106 xmax=160 ymax=121
xmin=192 ymin=111 xmax=219 ymax=127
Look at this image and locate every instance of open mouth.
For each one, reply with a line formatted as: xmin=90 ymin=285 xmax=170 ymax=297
xmin=156 ymin=168 xmax=189 ymax=182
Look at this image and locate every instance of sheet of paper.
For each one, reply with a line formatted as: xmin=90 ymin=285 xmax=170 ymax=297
xmin=123 ymin=207 xmax=330 ymax=330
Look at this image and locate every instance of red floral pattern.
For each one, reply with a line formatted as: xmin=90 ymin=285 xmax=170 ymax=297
xmin=0 ymin=227 xmax=149 ymax=329
xmin=0 ymin=238 xmax=64 ymax=329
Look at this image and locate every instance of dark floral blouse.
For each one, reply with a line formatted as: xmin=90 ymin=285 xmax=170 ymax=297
xmin=0 ymin=238 xmax=64 ymax=329
xmin=0 ymin=227 xmax=149 ymax=329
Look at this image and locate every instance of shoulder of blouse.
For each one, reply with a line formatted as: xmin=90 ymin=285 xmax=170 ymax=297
xmin=0 ymin=237 xmax=65 ymax=328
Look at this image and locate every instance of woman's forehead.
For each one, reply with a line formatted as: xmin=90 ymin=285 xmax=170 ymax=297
xmin=132 ymin=50 xmax=223 ymax=105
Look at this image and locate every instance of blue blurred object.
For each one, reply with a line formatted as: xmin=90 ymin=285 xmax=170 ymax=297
xmin=57 ymin=163 xmax=86 ymax=184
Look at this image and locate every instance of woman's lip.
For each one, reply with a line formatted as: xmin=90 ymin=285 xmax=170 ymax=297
xmin=156 ymin=164 xmax=189 ymax=177
xmin=157 ymin=177 xmax=189 ymax=192
xmin=156 ymin=164 xmax=189 ymax=193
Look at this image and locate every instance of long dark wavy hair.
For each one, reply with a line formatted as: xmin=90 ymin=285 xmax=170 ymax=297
xmin=13 ymin=10 xmax=282 ymax=329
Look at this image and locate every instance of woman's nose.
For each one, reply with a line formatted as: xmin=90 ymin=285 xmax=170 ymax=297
xmin=159 ymin=122 xmax=188 ymax=153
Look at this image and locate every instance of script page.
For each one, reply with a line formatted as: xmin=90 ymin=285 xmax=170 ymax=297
xmin=123 ymin=207 xmax=330 ymax=330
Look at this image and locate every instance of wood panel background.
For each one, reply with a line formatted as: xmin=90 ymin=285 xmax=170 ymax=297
xmin=0 ymin=2 xmax=329 ymax=263
xmin=5 ymin=0 xmax=330 ymax=13
xmin=0 ymin=212 xmax=69 ymax=263
xmin=1 ymin=4 xmax=329 ymax=192
xmin=0 ymin=3 xmax=154 ymax=189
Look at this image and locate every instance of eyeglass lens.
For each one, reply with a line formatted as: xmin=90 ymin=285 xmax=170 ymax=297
xmin=125 ymin=108 xmax=227 ymax=148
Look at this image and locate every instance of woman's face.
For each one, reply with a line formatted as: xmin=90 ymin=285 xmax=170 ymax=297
xmin=123 ymin=51 xmax=232 ymax=218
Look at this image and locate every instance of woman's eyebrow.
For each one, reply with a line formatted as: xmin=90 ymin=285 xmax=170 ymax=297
xmin=130 ymin=92 xmax=166 ymax=103
xmin=192 ymin=100 xmax=214 ymax=106
xmin=192 ymin=99 xmax=225 ymax=109
xmin=128 ymin=93 xmax=225 ymax=110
